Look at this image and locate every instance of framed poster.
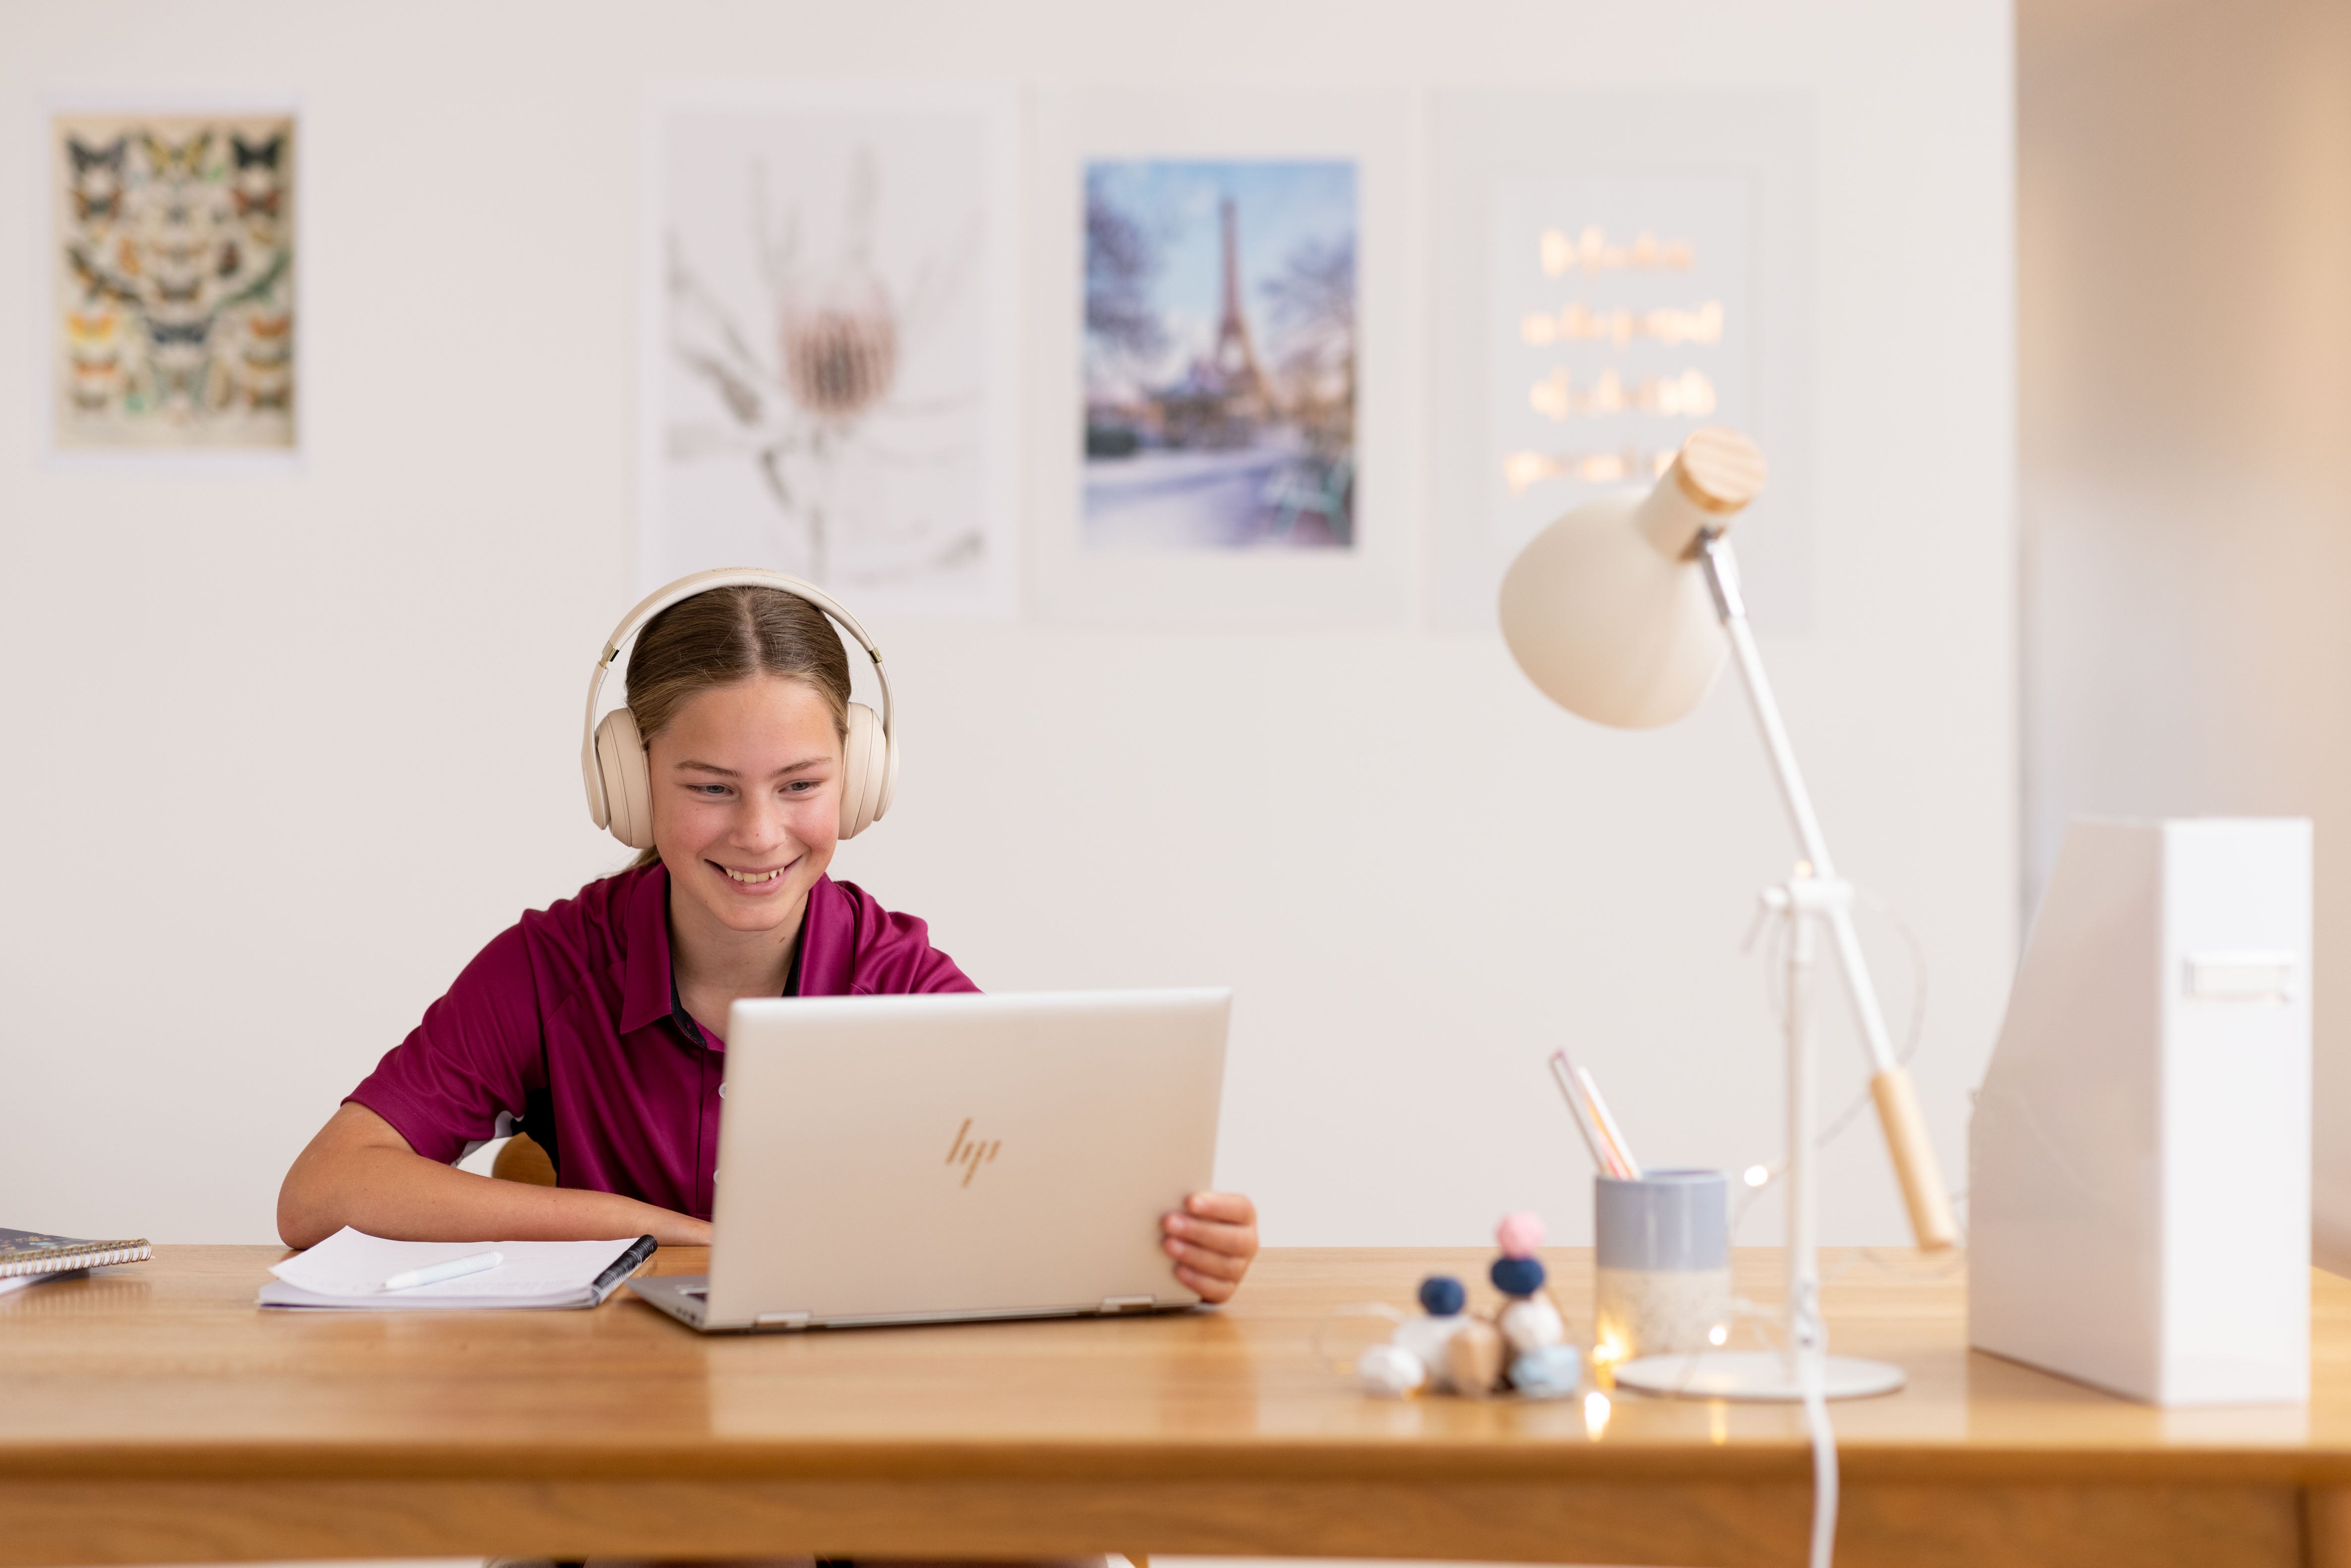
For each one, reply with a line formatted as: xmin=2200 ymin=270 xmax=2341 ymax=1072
xmin=42 ymin=101 xmax=298 ymax=461
xmin=1031 ymin=88 xmax=1412 ymax=628
xmin=1082 ymin=157 xmax=1358 ymax=554
xmin=1428 ymin=91 xmax=1815 ymax=633
xmin=640 ymin=85 xmax=1018 ymax=618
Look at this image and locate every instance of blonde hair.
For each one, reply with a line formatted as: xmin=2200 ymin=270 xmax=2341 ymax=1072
xmin=621 ymin=585 xmax=852 ymax=870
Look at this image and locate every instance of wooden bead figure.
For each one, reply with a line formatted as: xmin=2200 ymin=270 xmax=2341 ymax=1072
xmin=1445 ymin=1318 xmax=1507 ymax=1395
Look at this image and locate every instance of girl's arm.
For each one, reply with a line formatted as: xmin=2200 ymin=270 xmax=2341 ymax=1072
xmin=277 ymin=1103 xmax=710 ymax=1251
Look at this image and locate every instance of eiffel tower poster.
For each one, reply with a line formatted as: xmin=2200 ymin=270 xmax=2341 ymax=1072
xmin=1082 ymin=159 xmax=1356 ymax=551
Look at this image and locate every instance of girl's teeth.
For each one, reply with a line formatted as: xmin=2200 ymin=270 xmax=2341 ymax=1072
xmin=724 ymin=866 xmax=785 ymax=883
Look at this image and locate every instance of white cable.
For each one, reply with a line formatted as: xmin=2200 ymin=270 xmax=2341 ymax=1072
xmin=1802 ymin=1352 xmax=1840 ymax=1568
xmin=1787 ymin=1238 xmax=1839 ymax=1568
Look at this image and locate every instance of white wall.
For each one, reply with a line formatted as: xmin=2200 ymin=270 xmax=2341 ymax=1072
xmin=0 ymin=0 xmax=2015 ymax=1251
xmin=2018 ymin=0 xmax=2351 ymax=1266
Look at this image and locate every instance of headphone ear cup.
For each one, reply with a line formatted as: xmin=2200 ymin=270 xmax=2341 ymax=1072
xmin=838 ymin=701 xmax=888 ymax=840
xmin=595 ymin=707 xmax=655 ymax=851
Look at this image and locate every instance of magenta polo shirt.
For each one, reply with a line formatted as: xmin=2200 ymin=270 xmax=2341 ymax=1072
xmin=346 ymin=864 xmax=976 ymax=1220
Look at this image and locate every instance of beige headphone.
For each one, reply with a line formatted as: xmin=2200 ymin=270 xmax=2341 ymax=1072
xmin=581 ymin=567 xmax=897 ymax=851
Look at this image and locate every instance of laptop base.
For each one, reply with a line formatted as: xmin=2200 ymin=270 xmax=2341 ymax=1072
xmin=628 ymin=1274 xmax=1188 ymax=1333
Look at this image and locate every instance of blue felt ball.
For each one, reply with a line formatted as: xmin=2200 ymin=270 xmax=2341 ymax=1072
xmin=1417 ymin=1274 xmax=1466 ymax=1316
xmin=1490 ymin=1255 xmax=1547 ymax=1296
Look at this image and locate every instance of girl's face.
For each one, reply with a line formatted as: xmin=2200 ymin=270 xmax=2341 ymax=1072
xmin=647 ymin=674 xmax=843 ymax=940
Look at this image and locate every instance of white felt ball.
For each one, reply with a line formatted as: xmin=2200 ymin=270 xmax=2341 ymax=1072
xmin=1394 ymin=1315 xmax=1469 ymax=1391
xmin=1500 ymin=1296 xmax=1565 ymax=1356
xmin=1356 ymin=1342 xmax=1430 ymax=1398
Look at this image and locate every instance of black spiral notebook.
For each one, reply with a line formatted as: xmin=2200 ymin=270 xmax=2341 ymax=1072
xmin=0 ymin=1227 xmax=152 ymax=1278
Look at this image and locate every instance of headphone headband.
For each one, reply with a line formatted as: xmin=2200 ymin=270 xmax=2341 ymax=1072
xmin=580 ymin=568 xmax=895 ymax=829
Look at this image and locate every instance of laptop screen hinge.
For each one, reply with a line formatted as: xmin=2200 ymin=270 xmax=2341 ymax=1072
xmin=756 ymin=1310 xmax=813 ymax=1329
xmin=1099 ymin=1295 xmax=1156 ymax=1314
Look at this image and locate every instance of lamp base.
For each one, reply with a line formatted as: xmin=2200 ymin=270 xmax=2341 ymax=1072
xmin=1613 ymin=1350 xmax=1906 ymax=1402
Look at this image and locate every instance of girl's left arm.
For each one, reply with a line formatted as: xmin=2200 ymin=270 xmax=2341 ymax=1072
xmin=1160 ymin=1190 xmax=1259 ymax=1304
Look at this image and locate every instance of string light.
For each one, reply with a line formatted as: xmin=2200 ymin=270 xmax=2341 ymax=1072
xmin=1744 ymin=1164 xmax=1771 ymax=1188
xmin=1583 ymin=1390 xmax=1612 ymax=1438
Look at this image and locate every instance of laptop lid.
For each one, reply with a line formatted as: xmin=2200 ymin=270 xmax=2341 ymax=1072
xmin=704 ymin=988 xmax=1230 ymax=1330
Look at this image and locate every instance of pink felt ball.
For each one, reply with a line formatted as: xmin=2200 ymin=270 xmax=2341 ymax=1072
xmin=1496 ymin=1212 xmax=1545 ymax=1258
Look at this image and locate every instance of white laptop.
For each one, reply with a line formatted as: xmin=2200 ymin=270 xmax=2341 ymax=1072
xmin=629 ymin=988 xmax=1230 ymax=1332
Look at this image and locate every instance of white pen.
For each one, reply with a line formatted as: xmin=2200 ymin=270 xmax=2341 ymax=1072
xmin=381 ymin=1250 xmax=504 ymax=1292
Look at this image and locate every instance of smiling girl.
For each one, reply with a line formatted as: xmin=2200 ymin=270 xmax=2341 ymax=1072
xmin=277 ymin=574 xmax=1259 ymax=1305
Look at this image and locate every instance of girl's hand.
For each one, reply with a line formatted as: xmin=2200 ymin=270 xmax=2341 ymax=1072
xmin=1160 ymin=1191 xmax=1259 ymax=1304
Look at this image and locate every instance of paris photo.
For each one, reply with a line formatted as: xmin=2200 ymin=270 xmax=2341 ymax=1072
xmin=1081 ymin=158 xmax=1357 ymax=551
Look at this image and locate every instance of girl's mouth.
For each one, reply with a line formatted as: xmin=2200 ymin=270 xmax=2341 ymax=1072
xmin=717 ymin=861 xmax=795 ymax=887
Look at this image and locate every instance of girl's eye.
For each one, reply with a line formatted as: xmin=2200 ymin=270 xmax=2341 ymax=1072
xmin=693 ymin=785 xmax=731 ymax=797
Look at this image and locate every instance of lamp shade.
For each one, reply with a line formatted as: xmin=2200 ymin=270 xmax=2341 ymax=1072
xmin=1497 ymin=428 xmax=1767 ymax=729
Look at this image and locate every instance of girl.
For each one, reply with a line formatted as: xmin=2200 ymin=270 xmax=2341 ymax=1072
xmin=277 ymin=577 xmax=1259 ymax=1306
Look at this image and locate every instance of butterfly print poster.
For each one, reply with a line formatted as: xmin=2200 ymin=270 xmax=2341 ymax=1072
xmin=641 ymin=87 xmax=1016 ymax=617
xmin=50 ymin=111 xmax=296 ymax=452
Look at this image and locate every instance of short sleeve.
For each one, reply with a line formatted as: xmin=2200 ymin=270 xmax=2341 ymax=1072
xmin=894 ymin=922 xmax=981 ymax=994
xmin=818 ymin=878 xmax=980 ymax=996
xmin=345 ymin=922 xmax=545 ymax=1164
xmin=851 ymin=906 xmax=979 ymax=993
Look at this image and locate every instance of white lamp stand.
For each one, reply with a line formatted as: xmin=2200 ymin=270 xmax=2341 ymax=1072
xmin=1615 ymin=868 xmax=1904 ymax=1401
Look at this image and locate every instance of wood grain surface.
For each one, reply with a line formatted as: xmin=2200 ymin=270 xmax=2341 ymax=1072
xmin=4 ymin=1245 xmax=2350 ymax=1567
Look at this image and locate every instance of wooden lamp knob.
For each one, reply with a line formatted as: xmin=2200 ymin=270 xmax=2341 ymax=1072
xmin=1671 ymin=427 xmax=1769 ymax=517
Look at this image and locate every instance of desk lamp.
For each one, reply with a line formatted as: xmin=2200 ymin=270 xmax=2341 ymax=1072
xmin=1499 ymin=427 xmax=1956 ymax=1402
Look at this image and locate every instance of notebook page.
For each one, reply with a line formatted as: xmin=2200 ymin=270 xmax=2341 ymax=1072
xmin=270 ymin=1227 xmax=643 ymax=1301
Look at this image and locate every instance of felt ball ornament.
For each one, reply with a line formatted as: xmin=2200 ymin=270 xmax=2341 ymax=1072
xmin=1490 ymin=1255 xmax=1547 ymax=1297
xmin=1357 ymin=1342 xmax=1429 ymax=1397
xmin=1501 ymin=1294 xmax=1566 ymax=1355
xmin=1509 ymin=1343 xmax=1583 ymax=1399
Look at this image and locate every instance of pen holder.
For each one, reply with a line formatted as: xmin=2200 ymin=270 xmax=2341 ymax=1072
xmin=1594 ymin=1169 xmax=1731 ymax=1361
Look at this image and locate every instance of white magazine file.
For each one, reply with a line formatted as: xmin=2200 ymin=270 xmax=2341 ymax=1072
xmin=1969 ymin=817 xmax=2311 ymax=1405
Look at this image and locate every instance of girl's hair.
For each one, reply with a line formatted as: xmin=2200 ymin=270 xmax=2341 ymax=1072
xmin=621 ymin=584 xmax=852 ymax=869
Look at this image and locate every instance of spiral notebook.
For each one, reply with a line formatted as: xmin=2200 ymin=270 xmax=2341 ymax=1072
xmin=0 ymin=1228 xmax=152 ymax=1294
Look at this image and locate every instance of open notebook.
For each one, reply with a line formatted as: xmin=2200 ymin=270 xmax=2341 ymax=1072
xmin=259 ymin=1227 xmax=655 ymax=1310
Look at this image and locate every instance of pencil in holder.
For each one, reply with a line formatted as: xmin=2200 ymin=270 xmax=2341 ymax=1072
xmin=1593 ymin=1168 xmax=1731 ymax=1362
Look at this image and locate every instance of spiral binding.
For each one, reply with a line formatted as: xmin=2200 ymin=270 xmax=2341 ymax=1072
xmin=0 ymin=1240 xmax=152 ymax=1277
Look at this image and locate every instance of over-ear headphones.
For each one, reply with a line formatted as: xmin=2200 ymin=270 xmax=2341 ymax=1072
xmin=581 ymin=568 xmax=897 ymax=850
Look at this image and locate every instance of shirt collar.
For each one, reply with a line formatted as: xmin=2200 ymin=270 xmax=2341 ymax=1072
xmin=796 ymin=874 xmax=853 ymax=995
xmin=617 ymin=862 xmax=676 ymax=1036
xmin=619 ymin=862 xmax=827 ymax=1038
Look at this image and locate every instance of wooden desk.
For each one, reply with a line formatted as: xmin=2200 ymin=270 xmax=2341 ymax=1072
xmin=6 ymin=1246 xmax=2351 ymax=1568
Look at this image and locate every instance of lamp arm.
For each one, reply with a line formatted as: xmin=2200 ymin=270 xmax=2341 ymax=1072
xmin=1700 ymin=535 xmax=1959 ymax=1251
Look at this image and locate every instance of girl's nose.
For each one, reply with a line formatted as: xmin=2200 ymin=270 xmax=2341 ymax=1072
xmin=736 ymin=794 xmax=791 ymax=849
